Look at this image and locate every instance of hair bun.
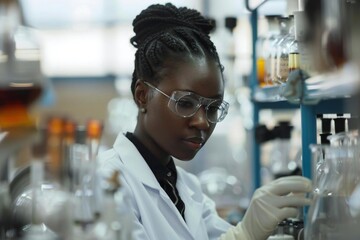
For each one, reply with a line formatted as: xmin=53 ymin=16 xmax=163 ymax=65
xmin=130 ymin=3 xmax=214 ymax=48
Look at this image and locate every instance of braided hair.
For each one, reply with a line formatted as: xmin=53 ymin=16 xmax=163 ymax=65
xmin=130 ymin=3 xmax=224 ymax=97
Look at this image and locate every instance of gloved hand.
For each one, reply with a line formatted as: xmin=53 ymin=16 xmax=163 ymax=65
xmin=220 ymin=176 xmax=312 ymax=240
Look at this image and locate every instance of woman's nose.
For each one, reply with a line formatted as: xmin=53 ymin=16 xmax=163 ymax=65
xmin=189 ymin=106 xmax=210 ymax=129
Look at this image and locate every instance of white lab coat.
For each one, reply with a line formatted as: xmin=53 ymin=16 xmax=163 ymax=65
xmin=98 ymin=133 xmax=233 ymax=240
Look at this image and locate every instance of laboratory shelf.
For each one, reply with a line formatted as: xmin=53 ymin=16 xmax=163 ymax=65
xmin=253 ymin=72 xmax=357 ymax=183
xmin=246 ymin=0 xmax=359 ymax=230
xmin=252 ymin=74 xmax=358 ymax=185
xmin=246 ymin=0 xmax=359 ymax=194
xmin=283 ymin=62 xmax=360 ymax=105
xmin=253 ymin=62 xmax=359 ymax=106
xmin=253 ymin=85 xmax=287 ymax=102
xmin=303 ymin=63 xmax=359 ymax=102
xmin=253 ymin=100 xmax=299 ymax=110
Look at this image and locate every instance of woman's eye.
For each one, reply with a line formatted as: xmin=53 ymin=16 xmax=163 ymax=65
xmin=207 ymin=105 xmax=220 ymax=114
xmin=209 ymin=105 xmax=220 ymax=110
xmin=177 ymin=99 xmax=195 ymax=108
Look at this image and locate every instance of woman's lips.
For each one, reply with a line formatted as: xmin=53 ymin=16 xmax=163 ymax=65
xmin=183 ymin=140 xmax=202 ymax=150
xmin=183 ymin=137 xmax=204 ymax=150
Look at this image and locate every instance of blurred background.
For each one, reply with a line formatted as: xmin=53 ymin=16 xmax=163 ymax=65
xmin=1 ymin=0 xmax=360 ymax=239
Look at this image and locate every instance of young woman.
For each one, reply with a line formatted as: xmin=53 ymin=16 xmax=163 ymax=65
xmin=99 ymin=3 xmax=312 ymax=240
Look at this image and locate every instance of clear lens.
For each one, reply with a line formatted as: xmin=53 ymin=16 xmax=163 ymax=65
xmin=206 ymin=100 xmax=224 ymax=123
xmin=209 ymin=100 xmax=229 ymax=123
xmin=175 ymin=94 xmax=200 ymax=117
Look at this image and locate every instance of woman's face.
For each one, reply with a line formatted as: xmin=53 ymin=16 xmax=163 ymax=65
xmin=138 ymin=57 xmax=225 ymax=161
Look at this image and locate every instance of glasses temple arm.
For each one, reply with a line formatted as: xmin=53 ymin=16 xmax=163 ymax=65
xmin=143 ymin=81 xmax=174 ymax=100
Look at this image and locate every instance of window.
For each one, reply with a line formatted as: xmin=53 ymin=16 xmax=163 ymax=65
xmin=21 ymin=0 xmax=203 ymax=77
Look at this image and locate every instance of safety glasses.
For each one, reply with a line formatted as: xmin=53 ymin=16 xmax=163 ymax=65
xmin=143 ymin=81 xmax=229 ymax=123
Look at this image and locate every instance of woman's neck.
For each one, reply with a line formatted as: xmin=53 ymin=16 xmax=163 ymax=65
xmin=133 ymin=125 xmax=171 ymax=166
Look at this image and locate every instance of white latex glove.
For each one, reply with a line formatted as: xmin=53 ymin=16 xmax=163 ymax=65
xmin=220 ymin=176 xmax=312 ymax=240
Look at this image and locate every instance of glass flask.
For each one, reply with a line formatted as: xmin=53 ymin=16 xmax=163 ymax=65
xmin=305 ymin=144 xmax=360 ymax=239
xmin=0 ymin=0 xmax=44 ymax=129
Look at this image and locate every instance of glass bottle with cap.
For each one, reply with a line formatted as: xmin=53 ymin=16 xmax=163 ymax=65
xmin=275 ymin=16 xmax=294 ymax=84
xmin=269 ymin=17 xmax=291 ymax=85
xmin=263 ymin=15 xmax=281 ymax=86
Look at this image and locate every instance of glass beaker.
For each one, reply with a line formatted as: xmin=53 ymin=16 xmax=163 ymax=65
xmin=305 ymin=145 xmax=360 ymax=239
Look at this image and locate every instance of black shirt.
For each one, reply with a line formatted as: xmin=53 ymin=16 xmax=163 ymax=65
xmin=125 ymin=132 xmax=186 ymax=220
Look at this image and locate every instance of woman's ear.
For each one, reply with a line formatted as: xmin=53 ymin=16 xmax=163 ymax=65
xmin=134 ymin=79 xmax=148 ymax=109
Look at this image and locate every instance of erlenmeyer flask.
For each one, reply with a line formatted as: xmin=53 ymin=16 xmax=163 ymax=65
xmin=305 ymin=145 xmax=360 ymax=239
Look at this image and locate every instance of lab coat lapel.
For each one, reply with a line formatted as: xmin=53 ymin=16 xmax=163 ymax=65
xmin=113 ymin=133 xmax=159 ymax=190
xmin=177 ymin=175 xmax=205 ymax=239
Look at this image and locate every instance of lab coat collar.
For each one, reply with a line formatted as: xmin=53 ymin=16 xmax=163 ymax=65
xmin=113 ymin=133 xmax=160 ymax=190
